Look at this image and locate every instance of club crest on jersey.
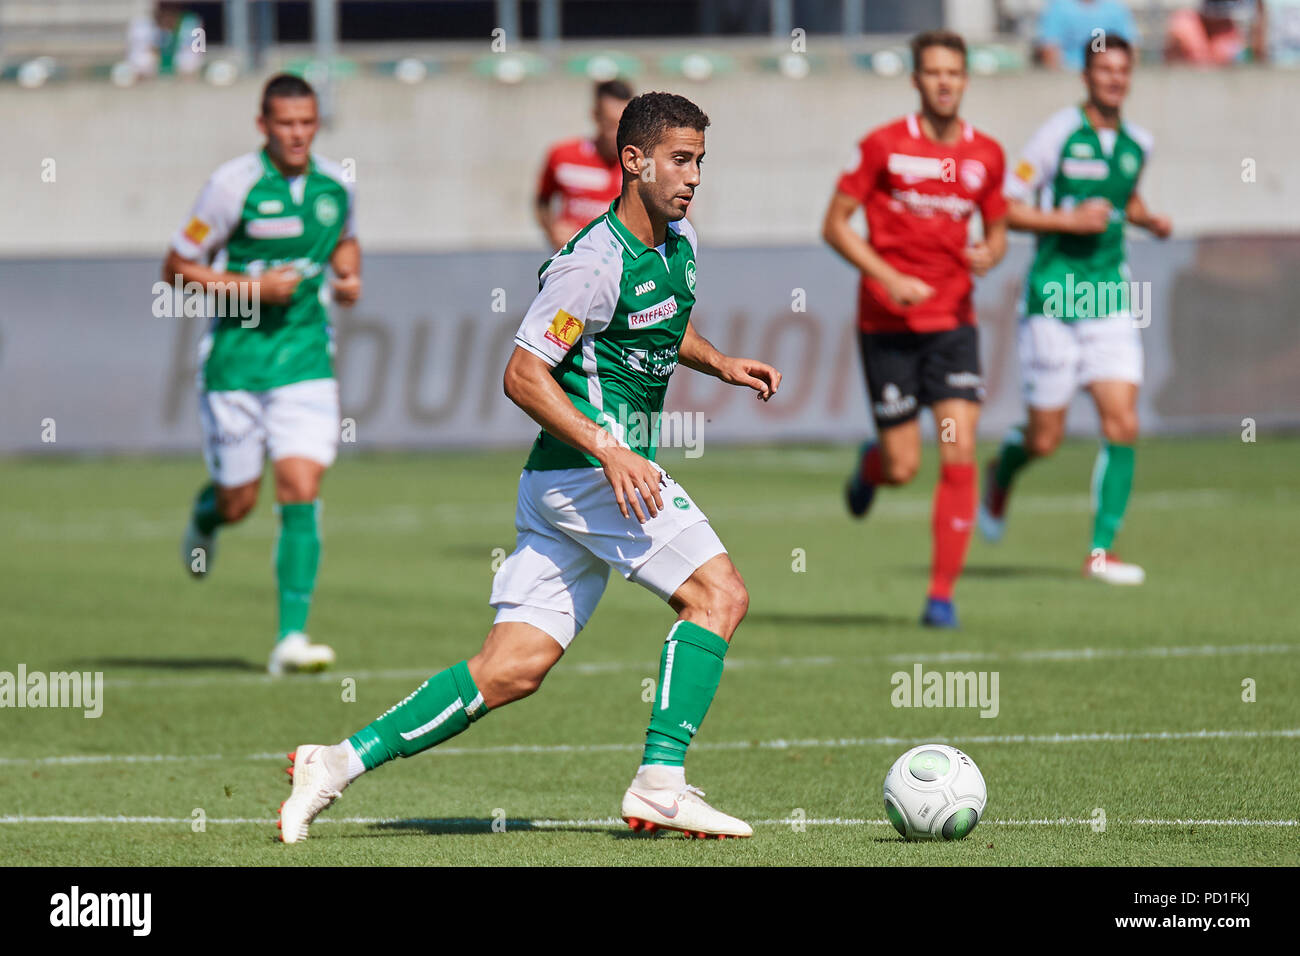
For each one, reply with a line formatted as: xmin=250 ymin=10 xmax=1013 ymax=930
xmin=544 ymin=309 xmax=584 ymax=349
xmin=634 ymin=279 xmax=656 ymax=296
xmin=627 ymin=296 xmax=678 ymax=330
xmin=314 ymin=194 xmax=340 ymax=226
xmin=960 ymin=159 xmax=987 ymax=192
xmin=685 ymin=261 xmax=696 ymax=293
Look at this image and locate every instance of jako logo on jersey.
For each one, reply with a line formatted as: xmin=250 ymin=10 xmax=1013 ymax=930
xmin=875 ymin=382 xmax=917 ymax=419
xmin=257 ymin=199 xmax=285 ymax=214
xmin=627 ymin=296 xmax=678 ymax=329
xmin=634 ymin=279 xmax=656 ymax=296
xmin=246 ymin=216 xmax=305 ymax=239
xmin=543 ymin=309 xmax=584 ymax=349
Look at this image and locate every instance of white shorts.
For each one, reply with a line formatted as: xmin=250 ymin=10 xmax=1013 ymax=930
xmin=489 ymin=465 xmax=727 ymax=649
xmin=1018 ymin=314 xmax=1143 ymax=409
xmin=198 ymin=378 xmax=340 ymax=487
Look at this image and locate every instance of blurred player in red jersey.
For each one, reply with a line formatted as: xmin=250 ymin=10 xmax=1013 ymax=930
xmin=822 ymin=30 xmax=1008 ymax=629
xmin=535 ymin=79 xmax=633 ymax=249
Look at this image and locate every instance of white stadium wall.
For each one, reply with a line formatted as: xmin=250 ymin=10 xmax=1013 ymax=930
xmin=1 ymin=67 xmax=1296 ymax=453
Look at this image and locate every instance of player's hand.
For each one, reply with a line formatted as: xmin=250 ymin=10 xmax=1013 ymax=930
xmin=1146 ymin=214 xmax=1173 ymax=240
xmin=331 ymin=272 xmax=362 ymax=306
xmin=257 ymin=266 xmax=301 ymax=305
xmin=883 ymin=272 xmax=935 ymax=307
xmin=597 ymin=444 xmax=665 ymax=523
xmin=963 ymin=241 xmax=997 ymax=277
xmin=1068 ymin=199 xmax=1112 ymax=235
xmin=719 ymin=357 xmax=782 ymax=402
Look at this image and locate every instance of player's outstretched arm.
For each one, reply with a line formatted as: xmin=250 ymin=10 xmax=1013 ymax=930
xmin=503 ymin=346 xmax=665 ymax=521
xmin=1125 ymin=193 xmax=1172 ymax=239
xmin=161 ymin=248 xmax=301 ymax=306
xmin=678 ymin=320 xmax=781 ymax=402
xmin=1006 ymin=197 xmax=1111 ymax=236
xmin=329 ymin=237 xmax=362 ymax=305
xmin=964 ymin=215 xmax=1009 ymax=277
xmin=822 ymin=190 xmax=934 ymax=306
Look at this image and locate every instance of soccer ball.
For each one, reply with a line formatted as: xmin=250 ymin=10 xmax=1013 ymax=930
xmin=883 ymin=743 xmax=986 ymax=841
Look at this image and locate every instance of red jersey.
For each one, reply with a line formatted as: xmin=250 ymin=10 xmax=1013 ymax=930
xmin=836 ymin=114 xmax=1007 ymax=334
xmin=536 ymin=137 xmax=622 ymax=230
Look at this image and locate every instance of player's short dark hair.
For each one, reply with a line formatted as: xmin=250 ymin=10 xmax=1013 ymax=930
xmin=911 ymin=29 xmax=967 ymax=72
xmin=594 ymin=78 xmax=634 ymax=103
xmin=616 ymin=92 xmax=709 ymax=160
xmin=1084 ymin=33 xmax=1133 ymax=69
xmin=260 ymin=73 xmax=316 ymax=116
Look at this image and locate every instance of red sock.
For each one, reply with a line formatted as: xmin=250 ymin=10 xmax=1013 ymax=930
xmin=860 ymin=444 xmax=886 ymax=485
xmin=929 ymin=463 xmax=976 ymax=601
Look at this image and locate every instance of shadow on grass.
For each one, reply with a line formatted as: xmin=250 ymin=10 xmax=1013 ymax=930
xmin=902 ymin=564 xmax=1078 ymax=581
xmin=69 ymin=656 xmax=262 ymax=672
xmin=744 ymin=611 xmax=913 ymax=628
xmin=353 ymin=818 xmax=627 ymax=837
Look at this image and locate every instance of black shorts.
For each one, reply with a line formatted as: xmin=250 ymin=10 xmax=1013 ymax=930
xmin=858 ymin=325 xmax=983 ymax=429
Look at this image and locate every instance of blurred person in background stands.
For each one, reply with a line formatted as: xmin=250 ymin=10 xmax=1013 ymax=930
xmin=535 ymin=79 xmax=634 ymax=250
xmin=1165 ymin=0 xmax=1266 ymax=64
xmin=1035 ymin=0 xmax=1140 ymax=69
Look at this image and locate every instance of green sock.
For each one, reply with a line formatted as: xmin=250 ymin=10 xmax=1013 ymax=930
xmin=993 ymin=424 xmax=1032 ymax=489
xmin=191 ymin=483 xmax=224 ymax=536
xmin=276 ymin=501 xmax=321 ymax=639
xmin=348 ymin=661 xmax=489 ymax=770
xmin=1091 ymin=442 xmax=1135 ymax=551
xmin=642 ymin=621 xmax=730 ymax=766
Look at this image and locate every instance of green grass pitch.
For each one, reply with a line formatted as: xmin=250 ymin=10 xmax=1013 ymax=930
xmin=1 ymin=436 xmax=1297 ymax=866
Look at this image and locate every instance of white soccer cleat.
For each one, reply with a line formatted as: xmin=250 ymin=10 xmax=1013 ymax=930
xmin=268 ymin=632 xmax=336 ymax=676
xmin=278 ymin=743 xmax=351 ymax=843
xmin=621 ymin=782 xmax=753 ymax=839
xmin=1083 ymin=551 xmax=1146 ymax=586
xmin=181 ymin=519 xmax=216 ymax=577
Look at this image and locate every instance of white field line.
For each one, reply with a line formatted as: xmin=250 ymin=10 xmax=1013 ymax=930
xmin=3 ymin=488 xmax=1248 ymax=541
xmin=3 ymin=727 xmax=1297 ymax=767
xmin=89 ymin=642 xmax=1300 ymax=689
xmin=0 ymin=815 xmax=1293 ymax=828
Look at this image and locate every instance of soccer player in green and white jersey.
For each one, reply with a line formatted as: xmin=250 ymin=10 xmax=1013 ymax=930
xmin=278 ymin=92 xmax=783 ymax=843
xmin=979 ymin=35 xmax=1172 ymax=584
xmin=167 ymin=74 xmax=360 ymax=673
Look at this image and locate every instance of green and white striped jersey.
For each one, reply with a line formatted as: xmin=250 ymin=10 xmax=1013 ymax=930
xmin=513 ymin=201 xmax=698 ymax=471
xmin=171 ymin=149 xmax=356 ymax=392
xmin=1005 ymin=106 xmax=1153 ymax=321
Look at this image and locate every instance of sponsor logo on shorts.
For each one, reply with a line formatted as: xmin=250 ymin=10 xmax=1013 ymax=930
xmin=246 ymin=216 xmax=305 ymax=240
xmin=627 ymin=297 xmax=678 ymax=330
xmin=543 ymin=309 xmax=585 ymax=349
xmin=673 ymin=496 xmax=690 ymax=510
xmin=945 ymin=371 xmax=982 ymax=390
xmin=874 ymin=382 xmax=918 ymax=420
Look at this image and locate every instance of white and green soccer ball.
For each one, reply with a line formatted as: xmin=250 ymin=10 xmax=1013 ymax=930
xmin=883 ymin=744 xmax=986 ymax=841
